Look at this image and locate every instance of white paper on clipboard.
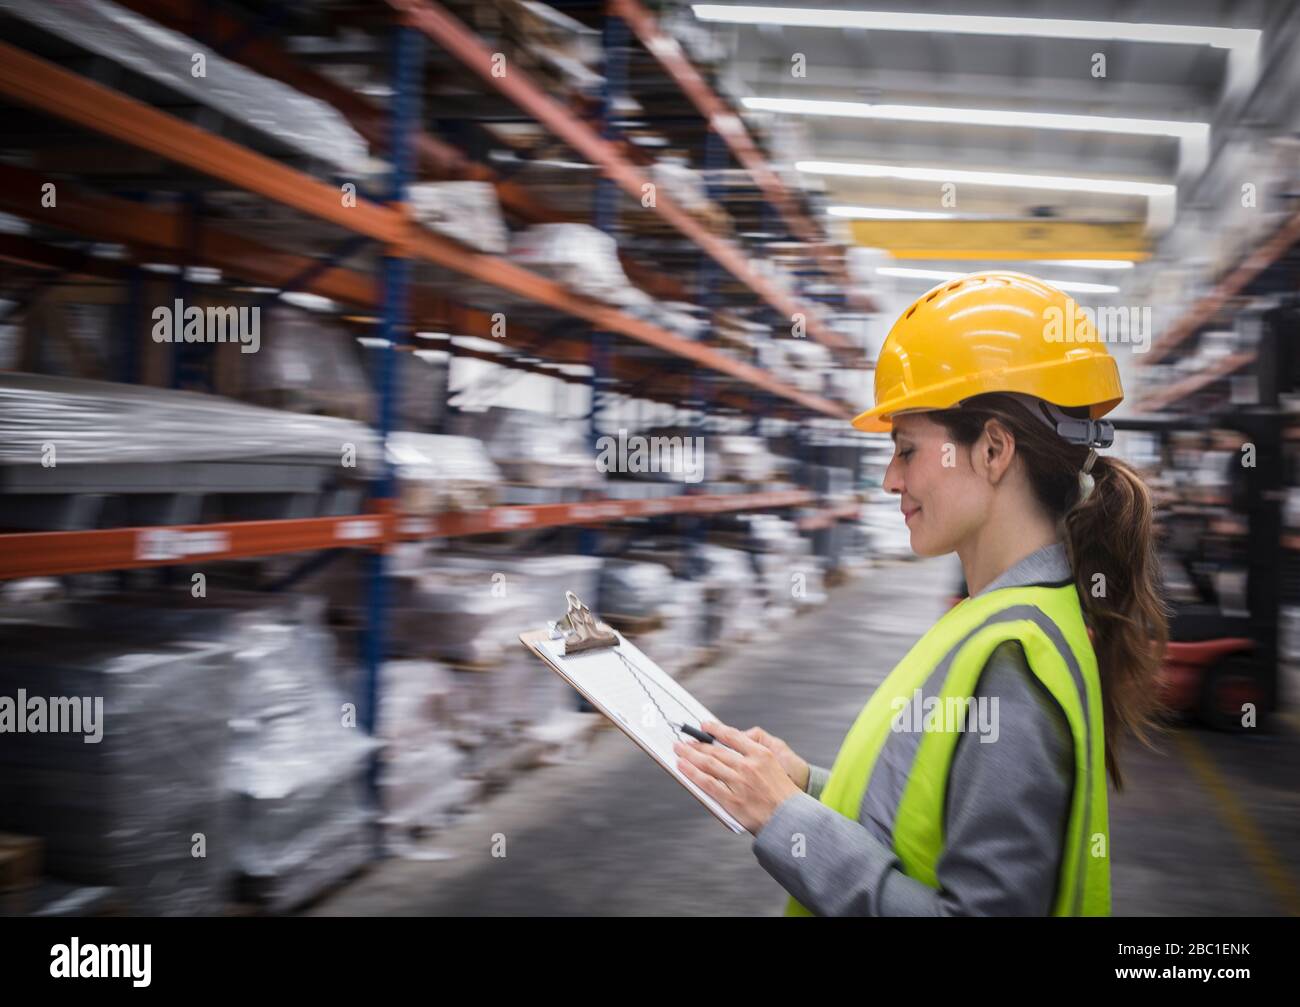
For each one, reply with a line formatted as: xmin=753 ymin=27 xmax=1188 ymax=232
xmin=520 ymin=627 xmax=745 ymax=834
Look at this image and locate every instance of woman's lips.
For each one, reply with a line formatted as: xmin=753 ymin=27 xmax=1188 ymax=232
xmin=903 ymin=506 xmax=920 ymax=524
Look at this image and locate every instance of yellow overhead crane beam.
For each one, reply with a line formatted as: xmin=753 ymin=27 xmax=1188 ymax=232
xmin=846 ymin=219 xmax=1149 ymax=261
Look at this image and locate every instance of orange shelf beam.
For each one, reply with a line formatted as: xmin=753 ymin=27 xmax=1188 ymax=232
xmin=0 ymin=492 xmax=818 ymax=578
xmin=0 ymin=514 xmax=392 ymax=580
xmin=394 ymin=490 xmax=816 ymax=539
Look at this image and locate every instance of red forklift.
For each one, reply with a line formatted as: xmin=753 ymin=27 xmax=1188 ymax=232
xmin=1113 ymin=411 xmax=1279 ymax=731
xmin=1114 ymin=301 xmax=1300 ymax=730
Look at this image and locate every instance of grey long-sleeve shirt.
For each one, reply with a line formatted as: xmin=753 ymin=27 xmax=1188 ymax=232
xmin=752 ymin=543 xmax=1076 ymax=916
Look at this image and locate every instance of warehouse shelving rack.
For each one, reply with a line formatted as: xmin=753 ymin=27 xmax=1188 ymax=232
xmin=385 ymin=0 xmax=854 ymax=356
xmin=1132 ymin=204 xmax=1300 ymax=412
xmin=606 ymin=0 xmax=846 ymax=286
xmin=0 ymin=4 xmax=867 ymax=753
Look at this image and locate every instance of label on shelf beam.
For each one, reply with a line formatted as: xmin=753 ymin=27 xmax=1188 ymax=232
xmin=491 ymin=509 xmax=533 ymax=529
xmin=135 ymin=529 xmax=232 ymax=562
xmin=335 ymin=519 xmax=383 ymax=542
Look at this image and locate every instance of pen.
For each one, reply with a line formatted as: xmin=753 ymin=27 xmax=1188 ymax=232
xmin=678 ymin=723 xmax=716 ymax=744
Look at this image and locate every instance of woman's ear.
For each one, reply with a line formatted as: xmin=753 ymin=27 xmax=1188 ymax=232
xmin=976 ymin=419 xmax=1016 ymax=484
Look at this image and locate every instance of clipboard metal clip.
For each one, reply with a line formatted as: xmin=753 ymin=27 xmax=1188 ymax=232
xmin=555 ymin=590 xmax=620 ymax=655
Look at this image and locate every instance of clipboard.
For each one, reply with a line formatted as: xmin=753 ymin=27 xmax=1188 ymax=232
xmin=520 ymin=593 xmax=745 ymax=834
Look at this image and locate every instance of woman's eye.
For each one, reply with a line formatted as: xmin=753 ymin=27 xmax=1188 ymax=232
xmin=898 ymin=448 xmax=914 ymax=460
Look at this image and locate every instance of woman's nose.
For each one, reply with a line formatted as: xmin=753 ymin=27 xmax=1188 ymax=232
xmin=883 ymin=454 xmax=904 ymax=495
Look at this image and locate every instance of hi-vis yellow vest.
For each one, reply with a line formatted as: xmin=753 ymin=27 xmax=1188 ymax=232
xmin=787 ymin=582 xmax=1110 ymax=916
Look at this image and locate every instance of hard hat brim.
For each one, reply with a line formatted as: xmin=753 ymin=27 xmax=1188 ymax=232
xmin=850 ymin=407 xmax=892 ymax=432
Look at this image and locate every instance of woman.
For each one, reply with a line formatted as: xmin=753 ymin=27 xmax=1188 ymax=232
xmin=675 ymin=271 xmax=1168 ymax=916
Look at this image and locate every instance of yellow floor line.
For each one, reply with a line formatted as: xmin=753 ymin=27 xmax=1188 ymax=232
xmin=1172 ymin=731 xmax=1300 ymax=917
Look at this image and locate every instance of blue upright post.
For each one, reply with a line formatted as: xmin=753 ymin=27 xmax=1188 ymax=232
xmin=691 ymin=128 xmax=727 ymax=506
xmin=121 ymin=265 xmax=142 ymax=384
xmin=581 ymin=13 xmax=628 ymax=556
xmin=363 ymin=26 xmax=422 ymax=775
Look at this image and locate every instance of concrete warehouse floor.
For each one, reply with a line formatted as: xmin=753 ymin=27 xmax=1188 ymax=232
xmin=311 ymin=558 xmax=1300 ymax=917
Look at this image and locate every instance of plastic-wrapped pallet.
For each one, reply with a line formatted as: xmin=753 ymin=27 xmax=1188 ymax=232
xmin=635 ymin=578 xmax=706 ymax=676
xmin=441 ymin=0 xmax=603 ymax=97
xmin=225 ymin=609 xmax=378 ymax=913
xmin=428 ymin=553 xmax=603 ymax=728
xmin=408 ymin=181 xmax=510 ymax=254
xmin=755 ymin=339 xmax=791 ymax=374
xmin=241 ymin=307 xmax=375 ymax=422
xmin=381 ymin=350 xmax=450 ymax=433
xmin=432 ymin=553 xmax=603 ymax=628
xmin=598 ymin=559 xmax=675 ymax=622
xmin=741 ymin=514 xmax=822 ymax=617
xmin=0 ymin=371 xmax=380 ymax=473
xmin=228 ymin=715 xmax=374 ymax=912
xmin=509 ymin=224 xmax=637 ymax=306
xmin=451 ymin=407 xmax=603 ymax=489
xmin=686 ymin=544 xmax=766 ymax=645
xmin=755 ymin=552 xmax=826 ymax=617
xmin=0 ymin=0 xmax=370 ymax=176
xmin=753 ymin=551 xmax=794 ymax=622
xmin=389 ymin=559 xmax=587 ymax=732
xmin=652 ymin=161 xmax=712 ymax=214
xmin=389 ymin=565 xmax=536 ymax=667
xmin=757 ymin=338 xmax=833 ymax=393
xmin=708 ymin=436 xmax=779 ymax=484
xmin=0 ymin=629 xmax=239 ymax=916
xmin=655 ymin=301 xmax=709 ymax=341
xmin=376 ymin=661 xmax=475 ymax=844
xmin=784 ymin=338 xmax=833 ymax=370
xmin=387 ymin=432 xmax=502 ymax=513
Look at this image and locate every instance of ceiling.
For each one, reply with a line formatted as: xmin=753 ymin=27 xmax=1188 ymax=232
xmin=707 ymin=1 xmax=1278 ymax=233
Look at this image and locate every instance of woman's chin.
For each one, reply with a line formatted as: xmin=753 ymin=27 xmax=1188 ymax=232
xmin=907 ymin=530 xmax=947 ymax=559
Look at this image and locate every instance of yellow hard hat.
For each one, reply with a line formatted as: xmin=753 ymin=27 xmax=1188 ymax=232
xmin=853 ymin=270 xmax=1124 ymax=432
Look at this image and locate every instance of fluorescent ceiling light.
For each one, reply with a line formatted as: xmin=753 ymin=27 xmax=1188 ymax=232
xmin=827 ymin=205 xmax=954 ymax=219
xmin=797 ymin=160 xmax=1175 ymax=198
xmin=1036 ymin=259 xmax=1136 ymax=270
xmin=742 ymin=97 xmax=1208 ymax=141
xmin=877 ymin=266 xmax=1120 ymax=294
xmin=692 ymin=6 xmax=1259 ymax=49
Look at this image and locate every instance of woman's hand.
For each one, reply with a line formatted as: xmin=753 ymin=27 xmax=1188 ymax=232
xmin=743 ymin=726 xmax=810 ymax=791
xmin=674 ymin=720 xmax=801 ymax=835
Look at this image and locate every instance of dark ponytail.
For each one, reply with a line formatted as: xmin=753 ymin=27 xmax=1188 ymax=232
xmin=936 ymin=393 xmax=1169 ymax=789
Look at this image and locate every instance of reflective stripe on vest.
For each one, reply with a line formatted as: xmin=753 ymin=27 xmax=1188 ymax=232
xmin=785 ymin=583 xmax=1110 ymax=916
